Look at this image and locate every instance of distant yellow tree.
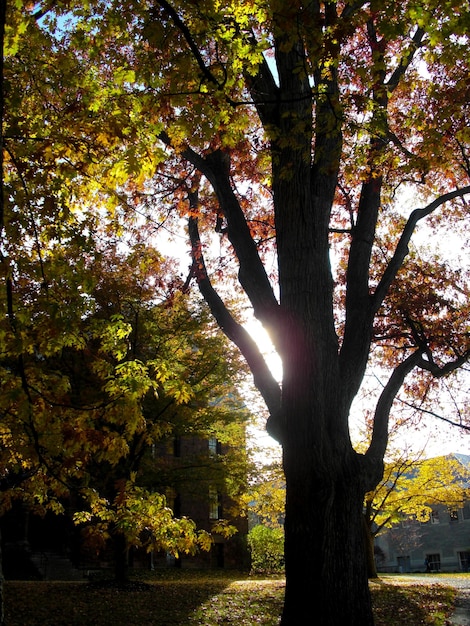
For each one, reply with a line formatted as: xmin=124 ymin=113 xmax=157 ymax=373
xmin=249 ymin=463 xmax=285 ymax=529
xmin=247 ymin=462 xmax=285 ymax=574
xmin=364 ymin=454 xmax=469 ymax=577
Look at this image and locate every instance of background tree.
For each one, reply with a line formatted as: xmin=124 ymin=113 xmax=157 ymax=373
xmin=247 ymin=460 xmax=285 ymax=575
xmin=0 ymin=229 xmax=250 ymax=581
xmin=67 ymin=243 xmax=250 ymax=581
xmin=249 ymin=461 xmax=285 ymax=530
xmin=247 ymin=524 xmax=284 ymax=575
xmin=364 ymin=453 xmax=470 ymax=578
xmin=3 ymin=2 xmax=470 ymax=625
xmin=0 ymin=6 xmax=249 ymax=590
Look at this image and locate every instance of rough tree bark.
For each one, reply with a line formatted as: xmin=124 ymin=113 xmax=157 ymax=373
xmin=364 ymin=513 xmax=379 ymax=580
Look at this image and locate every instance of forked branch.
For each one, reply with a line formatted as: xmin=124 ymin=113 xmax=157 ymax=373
xmin=158 ymin=134 xmax=282 ymax=350
xmin=365 ymin=341 xmax=470 ymax=484
xmin=365 ymin=350 xmax=423 ymax=480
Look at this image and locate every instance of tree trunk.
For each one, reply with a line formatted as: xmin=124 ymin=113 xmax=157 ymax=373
xmin=281 ymin=445 xmax=374 ymax=626
xmin=364 ymin=520 xmax=378 ymax=579
xmin=113 ymin=532 xmax=129 ymax=584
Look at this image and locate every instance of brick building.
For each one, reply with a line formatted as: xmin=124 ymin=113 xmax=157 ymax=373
xmin=1 ymin=433 xmax=249 ymax=579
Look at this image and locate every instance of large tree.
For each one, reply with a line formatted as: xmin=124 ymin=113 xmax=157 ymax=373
xmin=4 ymin=1 xmax=470 ymax=624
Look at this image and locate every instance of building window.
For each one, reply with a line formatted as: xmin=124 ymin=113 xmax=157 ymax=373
xmin=430 ymin=510 xmax=440 ymax=524
xmin=397 ymin=555 xmax=411 ymax=573
xmin=462 ymin=504 xmax=470 ymax=520
xmin=209 ymin=486 xmax=222 ymax=520
xmin=173 ymin=436 xmax=181 ymax=457
xmin=458 ymin=552 xmax=470 ymax=572
xmin=426 ymin=554 xmax=441 ymax=572
xmin=208 ymin=437 xmax=222 ymax=456
xmin=173 ymin=494 xmax=182 ymax=518
xmin=448 ymin=508 xmax=459 ymax=523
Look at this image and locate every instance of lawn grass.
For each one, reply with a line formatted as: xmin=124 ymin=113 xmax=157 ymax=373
xmin=3 ymin=571 xmax=457 ymax=625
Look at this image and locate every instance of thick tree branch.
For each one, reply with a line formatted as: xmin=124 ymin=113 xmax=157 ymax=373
xmin=365 ymin=338 xmax=470 ymax=485
xmin=386 ymin=27 xmax=425 ymax=93
xmin=244 ymin=41 xmax=280 ymax=128
xmin=339 ymin=24 xmax=426 ymax=401
xmin=339 ymin=20 xmax=390 ymax=399
xmin=372 ymin=185 xmax=470 ymax=314
xmin=364 ymin=350 xmax=423 ymax=487
xmin=416 ymin=351 xmax=470 ymax=378
xmin=187 ymin=209 xmax=282 ymax=440
xmin=202 ymin=150 xmax=281 ymax=334
xmin=159 ymin=133 xmax=282 ymax=348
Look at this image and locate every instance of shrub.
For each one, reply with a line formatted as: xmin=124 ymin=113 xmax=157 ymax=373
xmin=247 ymin=525 xmax=284 ymax=575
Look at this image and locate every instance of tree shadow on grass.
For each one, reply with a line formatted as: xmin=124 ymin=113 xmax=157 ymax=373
xmin=5 ymin=575 xmax=453 ymax=625
xmin=4 ymin=574 xmax=235 ymax=626
xmin=370 ymin=578 xmax=455 ymax=626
